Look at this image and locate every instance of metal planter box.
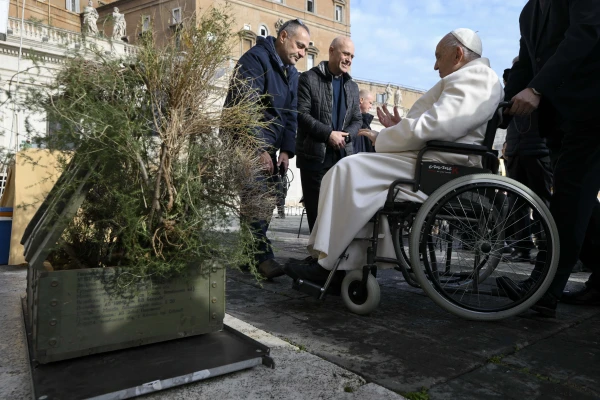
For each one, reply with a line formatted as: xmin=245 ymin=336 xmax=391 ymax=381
xmin=25 ymin=263 xmax=225 ymax=364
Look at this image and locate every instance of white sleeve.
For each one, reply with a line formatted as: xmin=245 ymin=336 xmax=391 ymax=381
xmin=375 ymin=67 xmax=502 ymax=153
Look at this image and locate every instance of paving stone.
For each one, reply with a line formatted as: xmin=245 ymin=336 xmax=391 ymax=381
xmin=502 ymin=315 xmax=600 ymax=395
xmin=3 ymin=216 xmax=600 ymax=398
xmin=225 ymin=281 xmax=294 ymax=309
xmin=229 ymin=298 xmax=483 ymax=393
xmin=226 ymin=271 xmax=310 ymax=300
xmin=358 ymin=285 xmax=586 ymax=359
xmin=428 ymin=378 xmax=506 ymax=400
xmin=430 ymin=363 xmax=597 ymax=400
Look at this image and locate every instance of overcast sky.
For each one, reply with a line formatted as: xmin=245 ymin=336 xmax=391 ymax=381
xmin=350 ymin=0 xmax=528 ymax=90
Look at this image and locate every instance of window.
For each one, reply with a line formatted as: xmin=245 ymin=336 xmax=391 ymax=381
xmin=242 ymin=39 xmax=253 ymax=53
xmin=239 ymin=29 xmax=257 ymax=56
xmin=307 ymin=0 xmax=314 ymax=13
xmin=172 ymin=8 xmax=182 ymax=24
xmin=65 ymin=0 xmax=79 ymax=13
xmin=376 ymin=93 xmax=385 ymax=104
xmin=259 ymin=25 xmax=268 ymax=37
xmin=306 ymin=54 xmax=314 ymax=70
xmin=335 ymin=5 xmax=343 ymax=22
xmin=142 ymin=16 xmax=151 ymax=32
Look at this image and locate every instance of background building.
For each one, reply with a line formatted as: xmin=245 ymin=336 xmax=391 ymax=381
xmin=1 ymin=0 xmax=424 ymax=208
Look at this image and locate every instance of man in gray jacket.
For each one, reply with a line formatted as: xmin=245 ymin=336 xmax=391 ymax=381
xmin=296 ymin=36 xmax=362 ymax=234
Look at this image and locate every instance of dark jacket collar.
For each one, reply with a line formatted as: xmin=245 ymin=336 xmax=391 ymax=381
xmin=362 ymin=113 xmax=374 ymax=125
xmin=315 ymin=61 xmax=353 ymax=82
xmin=256 ymin=36 xmax=298 ymax=78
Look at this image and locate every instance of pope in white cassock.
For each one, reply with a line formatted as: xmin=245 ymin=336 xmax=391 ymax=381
xmin=284 ymin=28 xmax=504 ymax=284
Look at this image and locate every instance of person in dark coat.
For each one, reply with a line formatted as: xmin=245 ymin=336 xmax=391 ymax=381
xmin=224 ymin=19 xmax=310 ymax=279
xmin=498 ymin=0 xmax=600 ymax=317
xmin=353 ymin=89 xmax=376 ymax=153
xmin=503 ymin=65 xmax=553 ymax=262
xmin=295 ymin=36 xmax=362 ymax=233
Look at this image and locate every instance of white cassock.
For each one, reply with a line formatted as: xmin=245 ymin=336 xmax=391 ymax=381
xmin=308 ymin=58 xmax=504 ymax=270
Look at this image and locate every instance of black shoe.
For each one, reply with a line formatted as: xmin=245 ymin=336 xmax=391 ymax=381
xmin=496 ymin=276 xmax=558 ymax=318
xmin=286 ymin=255 xmax=317 ymax=265
xmin=501 ymin=245 xmax=514 ymax=254
xmin=561 ymin=283 xmax=600 ymax=306
xmin=258 ymin=259 xmax=285 ymax=279
xmin=504 ymin=249 xmax=533 ymax=263
xmin=283 ymin=259 xmax=343 ymax=285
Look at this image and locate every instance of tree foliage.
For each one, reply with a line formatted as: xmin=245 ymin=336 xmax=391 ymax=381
xmin=18 ymin=7 xmax=275 ymax=280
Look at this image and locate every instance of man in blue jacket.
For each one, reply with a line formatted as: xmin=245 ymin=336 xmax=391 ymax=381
xmin=224 ymin=20 xmax=310 ymax=279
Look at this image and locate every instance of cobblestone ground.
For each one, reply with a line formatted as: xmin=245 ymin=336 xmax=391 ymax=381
xmin=225 ymin=214 xmax=600 ymax=399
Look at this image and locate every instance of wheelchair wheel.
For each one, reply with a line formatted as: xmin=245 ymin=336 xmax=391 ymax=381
xmin=341 ymin=270 xmax=381 ymax=315
xmin=409 ymin=174 xmax=559 ymax=321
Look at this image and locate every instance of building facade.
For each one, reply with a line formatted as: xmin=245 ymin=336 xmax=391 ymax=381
xmin=2 ymin=0 xmax=424 ymax=209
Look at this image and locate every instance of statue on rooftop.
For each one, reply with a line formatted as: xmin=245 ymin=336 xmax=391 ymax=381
xmin=385 ymin=84 xmax=393 ymax=106
xmin=394 ymin=87 xmax=402 ymax=107
xmin=82 ymin=0 xmax=99 ymax=36
xmin=112 ymin=7 xmax=127 ymax=40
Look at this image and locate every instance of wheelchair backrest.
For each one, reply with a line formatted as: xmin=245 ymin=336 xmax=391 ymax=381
xmin=420 ymin=162 xmax=490 ymax=195
xmin=418 ymin=104 xmax=505 ymax=195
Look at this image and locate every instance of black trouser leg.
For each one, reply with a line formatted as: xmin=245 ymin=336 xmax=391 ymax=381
xmin=506 ymin=155 xmax=553 ymax=252
xmin=300 ymin=167 xmax=329 ymax=233
xmin=544 ymin=124 xmax=600 ymax=298
xmin=578 ymin=201 xmax=600 ymax=286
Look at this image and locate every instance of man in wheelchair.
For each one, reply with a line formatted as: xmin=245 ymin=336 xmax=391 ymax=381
xmin=284 ymin=29 xmax=504 ymax=286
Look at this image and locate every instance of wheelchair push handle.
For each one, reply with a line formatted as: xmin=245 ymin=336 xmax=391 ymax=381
xmin=498 ymin=101 xmax=513 ymax=110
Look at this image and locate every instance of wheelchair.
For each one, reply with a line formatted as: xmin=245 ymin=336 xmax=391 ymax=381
xmin=291 ymin=102 xmax=560 ymax=321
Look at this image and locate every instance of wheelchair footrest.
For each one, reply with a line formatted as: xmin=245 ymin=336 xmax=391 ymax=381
xmin=292 ymin=278 xmax=324 ymax=298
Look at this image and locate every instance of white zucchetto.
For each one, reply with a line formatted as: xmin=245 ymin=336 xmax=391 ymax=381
xmin=451 ymin=28 xmax=482 ymax=56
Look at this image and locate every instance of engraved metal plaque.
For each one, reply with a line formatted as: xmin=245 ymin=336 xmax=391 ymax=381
xmin=32 ymin=263 xmax=225 ymax=363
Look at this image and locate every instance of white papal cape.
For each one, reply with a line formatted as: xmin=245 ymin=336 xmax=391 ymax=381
xmin=308 ymin=58 xmax=504 ymax=270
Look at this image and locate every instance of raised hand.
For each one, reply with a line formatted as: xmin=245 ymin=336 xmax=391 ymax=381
xmin=377 ymin=104 xmax=402 ymax=128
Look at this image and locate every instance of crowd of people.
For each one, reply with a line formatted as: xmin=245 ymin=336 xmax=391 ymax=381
xmin=224 ymin=0 xmax=600 ymax=318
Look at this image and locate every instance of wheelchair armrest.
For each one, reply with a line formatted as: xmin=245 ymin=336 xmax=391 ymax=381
xmin=425 ymin=140 xmax=488 ymax=153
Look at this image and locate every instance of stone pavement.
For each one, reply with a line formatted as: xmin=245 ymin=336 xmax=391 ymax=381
xmin=224 ymin=215 xmax=600 ymax=399
xmin=0 ymin=254 xmax=403 ymax=399
xmin=2 ymin=214 xmax=599 ymax=399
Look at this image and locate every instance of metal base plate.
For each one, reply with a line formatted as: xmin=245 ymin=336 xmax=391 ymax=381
xmin=22 ymin=298 xmax=274 ymax=400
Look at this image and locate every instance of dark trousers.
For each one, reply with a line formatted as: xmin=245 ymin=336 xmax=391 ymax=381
xmin=276 ymin=174 xmax=288 ymax=216
xmin=506 ymin=155 xmax=553 ymax=252
xmin=541 ymin=121 xmax=600 ymax=297
xmin=300 ymin=167 xmax=331 ymax=233
xmin=242 ymin=154 xmax=278 ymax=265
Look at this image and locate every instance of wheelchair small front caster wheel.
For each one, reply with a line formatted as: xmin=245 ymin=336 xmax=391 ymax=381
xmin=341 ymin=270 xmax=381 ymax=315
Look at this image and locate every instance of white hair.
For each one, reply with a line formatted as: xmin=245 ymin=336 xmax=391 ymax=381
xmin=443 ymin=34 xmax=481 ymax=63
xmin=359 ymin=89 xmax=372 ymax=99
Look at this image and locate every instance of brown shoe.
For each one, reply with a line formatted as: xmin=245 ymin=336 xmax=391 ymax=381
xmin=258 ymin=259 xmax=285 ymax=279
